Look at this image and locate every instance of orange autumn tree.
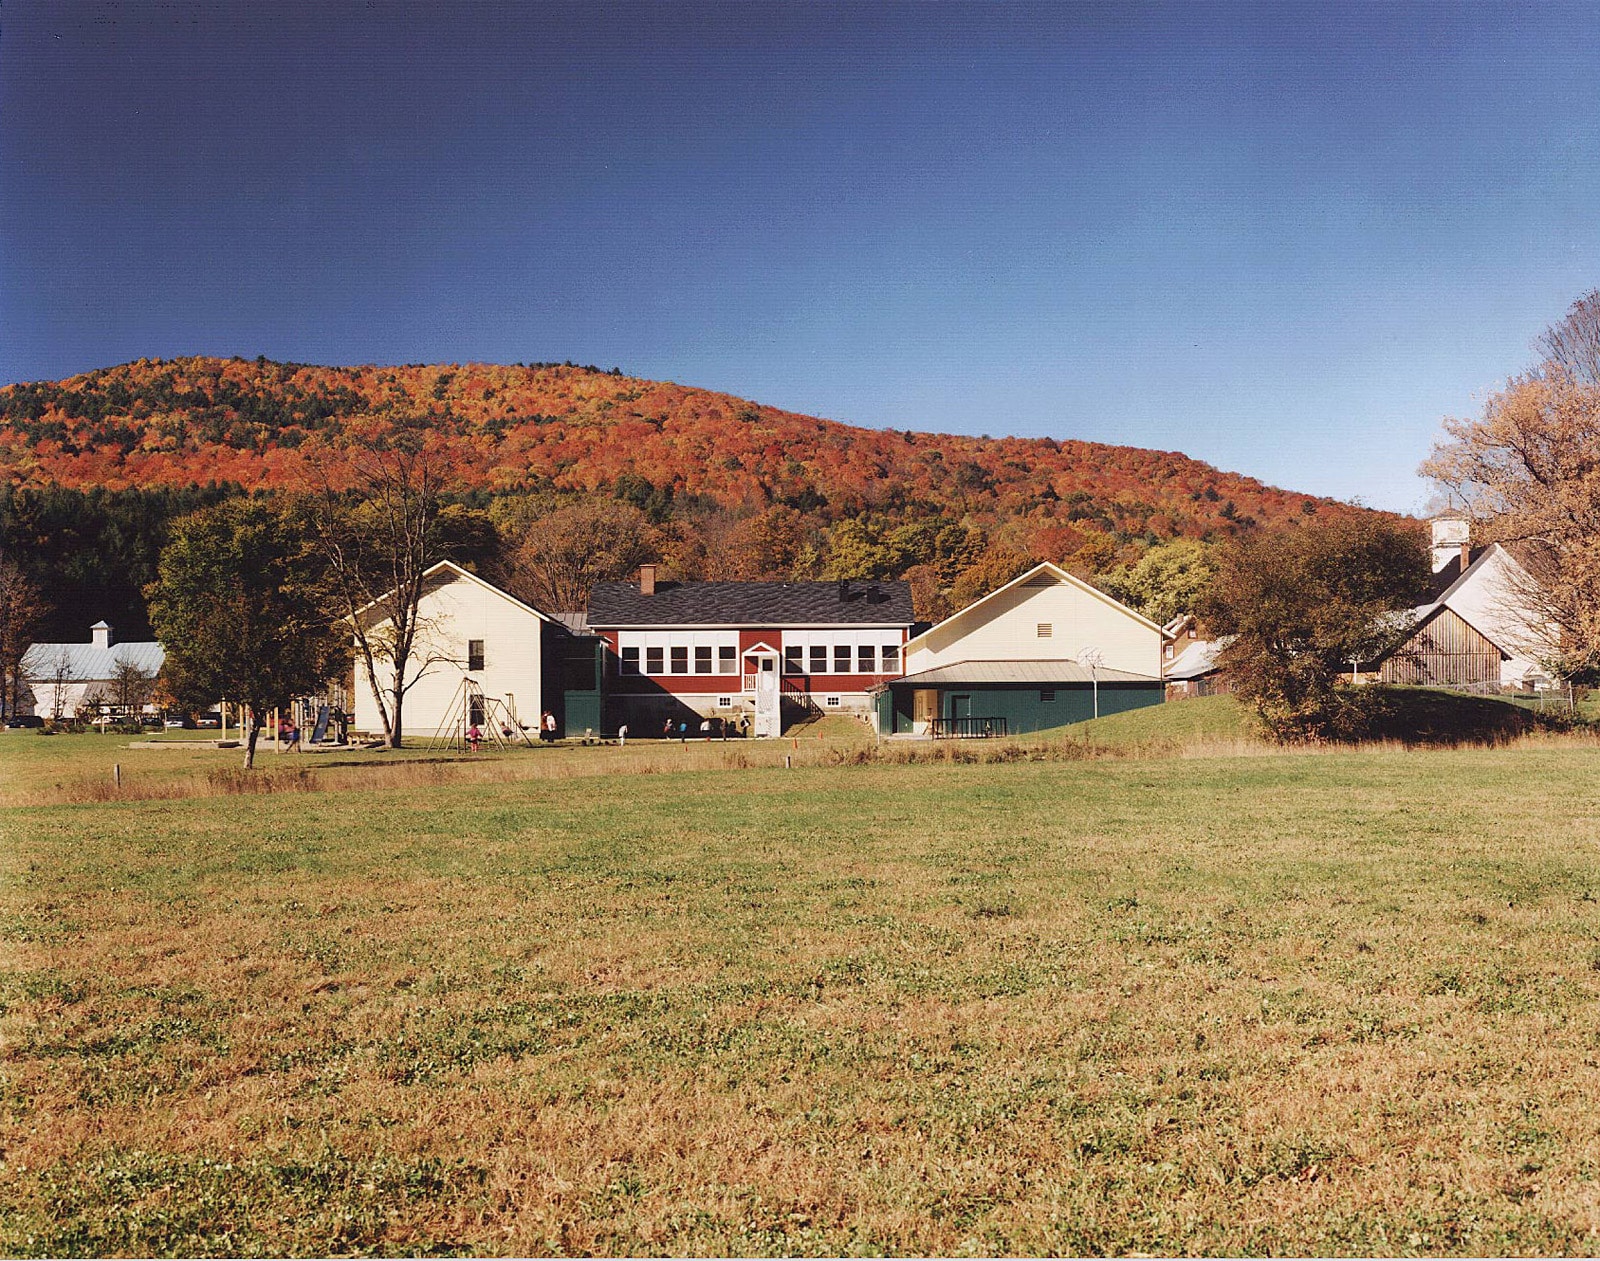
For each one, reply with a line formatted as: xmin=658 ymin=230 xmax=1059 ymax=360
xmin=1422 ymin=290 xmax=1600 ymax=678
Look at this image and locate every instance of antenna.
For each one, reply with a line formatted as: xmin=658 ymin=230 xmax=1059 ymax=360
xmin=1079 ymin=647 xmax=1104 ymax=720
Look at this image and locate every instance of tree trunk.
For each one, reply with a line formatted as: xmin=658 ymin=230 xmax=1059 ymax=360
xmin=355 ymin=635 xmax=395 ymax=747
xmin=244 ymin=716 xmax=262 ymax=769
xmin=388 ymin=689 xmax=404 ymax=748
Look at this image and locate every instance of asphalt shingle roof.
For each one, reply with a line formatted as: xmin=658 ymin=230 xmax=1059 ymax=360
xmin=588 ymin=579 xmax=916 ymax=627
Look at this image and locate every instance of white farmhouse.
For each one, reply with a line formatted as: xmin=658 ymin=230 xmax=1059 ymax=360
xmin=352 ymin=561 xmax=557 ymax=741
xmin=21 ymin=620 xmax=165 ymax=719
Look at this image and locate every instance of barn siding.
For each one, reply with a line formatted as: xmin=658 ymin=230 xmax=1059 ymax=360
xmin=1380 ymin=607 xmax=1503 ymax=686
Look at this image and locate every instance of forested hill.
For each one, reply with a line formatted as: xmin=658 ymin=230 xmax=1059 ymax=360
xmin=0 ymin=356 xmax=1334 ymax=539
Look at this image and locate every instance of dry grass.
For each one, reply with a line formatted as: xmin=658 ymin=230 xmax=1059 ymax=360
xmin=8 ymin=705 xmax=1599 ymax=811
xmin=7 ymin=743 xmax=1600 ymax=1254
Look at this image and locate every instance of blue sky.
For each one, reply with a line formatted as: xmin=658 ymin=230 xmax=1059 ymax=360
xmin=3 ymin=1 xmax=1596 ymax=512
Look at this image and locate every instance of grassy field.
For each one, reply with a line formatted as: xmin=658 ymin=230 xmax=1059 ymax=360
xmin=7 ymin=719 xmax=1600 ymax=1255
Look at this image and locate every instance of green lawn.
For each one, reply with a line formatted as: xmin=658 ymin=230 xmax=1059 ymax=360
xmin=7 ymin=733 xmax=1600 ymax=1255
xmin=1058 ymin=693 xmax=1254 ymax=747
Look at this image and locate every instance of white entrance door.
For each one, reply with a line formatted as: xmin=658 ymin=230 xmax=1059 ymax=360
xmin=747 ymin=650 xmax=781 ymax=737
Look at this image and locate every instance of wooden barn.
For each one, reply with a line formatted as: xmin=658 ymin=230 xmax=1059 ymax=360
xmin=1379 ymin=605 xmax=1504 ymax=687
xmin=1373 ymin=519 xmax=1560 ymax=692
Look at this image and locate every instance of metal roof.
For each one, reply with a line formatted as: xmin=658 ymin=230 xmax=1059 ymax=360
xmin=1163 ymin=637 xmax=1226 ymax=680
xmin=587 ymin=579 xmax=915 ymax=628
xmin=21 ymin=639 xmax=165 ymax=682
xmin=889 ymin=659 xmax=1159 ymax=687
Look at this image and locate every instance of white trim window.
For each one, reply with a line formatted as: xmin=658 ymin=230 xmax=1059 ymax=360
xmin=783 ymin=629 xmax=908 ymax=675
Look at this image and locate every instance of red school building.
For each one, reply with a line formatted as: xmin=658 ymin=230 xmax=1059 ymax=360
xmin=586 ymin=566 xmax=917 ymax=736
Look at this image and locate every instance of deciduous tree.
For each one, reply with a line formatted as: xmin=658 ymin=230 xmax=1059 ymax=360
xmin=147 ymin=500 xmax=340 ymax=767
xmin=306 ymin=430 xmax=453 ymax=748
xmin=1421 ymin=291 xmax=1600 ymax=677
xmin=1098 ymin=538 xmax=1216 ymax=625
xmin=0 ymin=551 xmax=47 ymax=718
xmin=1200 ymin=517 xmax=1430 ymax=741
xmin=108 ymin=657 xmax=157 ymax=717
xmin=498 ymin=497 xmax=656 ymax=612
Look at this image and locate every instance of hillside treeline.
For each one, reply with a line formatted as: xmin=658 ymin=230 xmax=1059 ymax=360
xmin=0 ymin=356 xmax=1376 ymax=639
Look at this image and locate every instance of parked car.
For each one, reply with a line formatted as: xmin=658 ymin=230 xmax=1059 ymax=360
xmin=4 ymin=715 xmax=45 ymax=728
xmin=196 ymin=711 xmax=222 ymax=728
xmin=163 ymin=715 xmax=191 ymax=729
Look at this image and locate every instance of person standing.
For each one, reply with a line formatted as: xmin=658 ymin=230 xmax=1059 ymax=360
xmin=466 ymin=723 xmax=482 ymax=753
xmin=618 ymin=723 xmax=629 ymax=747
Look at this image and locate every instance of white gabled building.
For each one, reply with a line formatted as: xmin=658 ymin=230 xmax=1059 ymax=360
xmin=21 ymin=620 xmax=165 ymax=719
xmin=1378 ymin=519 xmax=1561 ymax=691
xmin=876 ymin=562 xmax=1168 ymax=735
xmin=352 ymin=561 xmax=558 ymax=741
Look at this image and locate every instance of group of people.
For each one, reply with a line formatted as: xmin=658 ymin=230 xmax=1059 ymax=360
xmin=661 ymin=715 xmax=749 ymax=741
xmin=460 ymin=711 xmax=751 ymax=752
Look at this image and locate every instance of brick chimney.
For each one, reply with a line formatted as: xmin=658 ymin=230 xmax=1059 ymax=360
xmin=639 ymin=564 xmax=656 ymax=596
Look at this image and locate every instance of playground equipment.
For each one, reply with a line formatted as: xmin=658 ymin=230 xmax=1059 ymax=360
xmin=427 ymin=677 xmax=537 ymax=751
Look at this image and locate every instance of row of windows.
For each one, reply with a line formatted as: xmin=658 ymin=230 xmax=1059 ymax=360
xmin=709 ymin=694 xmax=843 ymax=708
xmin=619 ymin=643 xmax=902 ymax=676
xmin=620 ymin=645 xmax=740 ymax=675
xmin=785 ymin=644 xmax=899 ymax=674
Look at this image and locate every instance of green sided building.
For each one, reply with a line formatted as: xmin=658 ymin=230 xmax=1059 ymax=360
xmin=873 ymin=659 xmax=1163 ymax=736
xmin=873 ymin=561 xmax=1169 ymax=737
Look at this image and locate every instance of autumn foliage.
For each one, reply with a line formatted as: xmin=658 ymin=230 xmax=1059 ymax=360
xmin=0 ymin=357 xmax=1396 ymax=628
xmin=0 ymin=356 xmax=1347 ymax=540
